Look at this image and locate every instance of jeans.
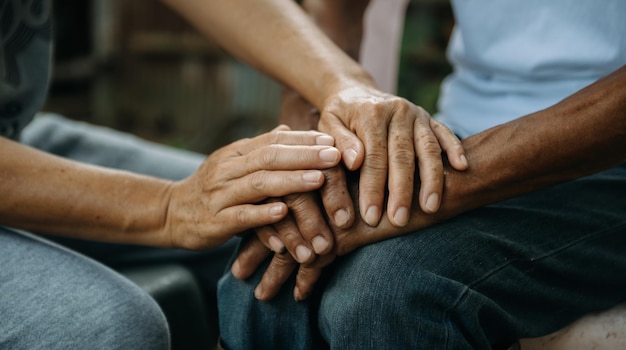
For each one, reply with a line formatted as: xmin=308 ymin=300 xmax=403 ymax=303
xmin=0 ymin=228 xmax=170 ymax=349
xmin=0 ymin=114 xmax=237 ymax=349
xmin=218 ymin=163 xmax=626 ymax=349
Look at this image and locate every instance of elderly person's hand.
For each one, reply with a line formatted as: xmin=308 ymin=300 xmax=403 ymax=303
xmin=232 ymin=167 xmax=440 ymax=301
xmin=318 ymin=83 xmax=467 ymax=227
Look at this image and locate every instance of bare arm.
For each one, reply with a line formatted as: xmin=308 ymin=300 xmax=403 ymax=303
xmin=163 ymin=0 xmax=467 ymax=227
xmin=161 ymin=0 xmax=369 ymax=109
xmin=0 ymin=128 xmax=341 ymax=249
xmin=338 ymin=65 xmax=626 ymax=253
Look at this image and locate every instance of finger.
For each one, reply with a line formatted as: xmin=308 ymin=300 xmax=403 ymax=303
xmin=386 ymin=109 xmax=416 ymax=227
xmin=293 ymin=253 xmax=335 ymax=301
xmin=217 ymin=202 xmax=289 ymax=240
xmin=235 ymin=128 xmax=336 ymax=155
xmin=320 ymin=166 xmax=355 ymax=229
xmin=232 ymin=235 xmax=273 ymax=280
xmin=287 ymin=192 xmax=334 ymax=255
xmin=356 ymin=118 xmax=388 ymax=227
xmin=227 ymin=169 xmax=327 ymax=205
xmin=414 ymin=117 xmax=444 ymax=214
xmin=254 ymin=252 xmax=298 ymax=301
xmin=318 ymin=112 xmax=364 ymax=171
xmin=271 ymin=211 xmax=315 ymax=264
xmin=429 ymin=118 xmax=468 ymax=171
xmin=242 ymin=145 xmax=341 ymax=173
xmin=254 ymin=225 xmax=285 ymax=254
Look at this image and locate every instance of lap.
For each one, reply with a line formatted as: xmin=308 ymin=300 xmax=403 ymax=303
xmin=218 ymin=164 xmax=626 ymax=349
xmin=321 ymin=164 xmax=626 ymax=341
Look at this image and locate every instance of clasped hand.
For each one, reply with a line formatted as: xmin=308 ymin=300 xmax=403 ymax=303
xmin=164 ymin=126 xmax=341 ymax=250
xmin=232 ymin=85 xmax=468 ymax=301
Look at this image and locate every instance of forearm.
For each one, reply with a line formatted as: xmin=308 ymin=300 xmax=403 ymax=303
xmin=0 ymin=138 xmax=173 ymax=247
xmin=162 ymin=0 xmax=374 ymax=108
xmin=444 ymin=65 xmax=626 ymax=216
xmin=335 ymin=66 xmax=626 ymax=254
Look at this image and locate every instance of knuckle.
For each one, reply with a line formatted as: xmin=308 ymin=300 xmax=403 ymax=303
xmin=235 ymin=208 xmax=249 ymax=226
xmin=365 ymin=151 xmax=388 ymax=171
xmin=261 ymin=147 xmax=280 ymax=167
xmin=285 ymin=193 xmax=314 ymax=211
xmin=422 ymin=137 xmax=443 ymax=155
xmin=390 ymin=148 xmax=415 ymax=166
xmin=272 ymin=253 xmax=296 ymax=269
xmin=249 ymin=172 xmax=268 ymax=192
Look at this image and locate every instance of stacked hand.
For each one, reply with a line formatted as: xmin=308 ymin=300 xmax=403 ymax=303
xmin=165 ymin=126 xmax=342 ymax=250
xmin=232 ymin=84 xmax=468 ymax=301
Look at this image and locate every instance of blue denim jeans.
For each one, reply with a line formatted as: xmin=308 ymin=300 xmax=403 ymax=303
xmin=218 ymin=163 xmax=626 ymax=349
xmin=0 ymin=228 xmax=170 ymax=349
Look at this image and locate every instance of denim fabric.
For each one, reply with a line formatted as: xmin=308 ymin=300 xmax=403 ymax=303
xmin=0 ymin=228 xmax=170 ymax=349
xmin=218 ymin=164 xmax=626 ymax=349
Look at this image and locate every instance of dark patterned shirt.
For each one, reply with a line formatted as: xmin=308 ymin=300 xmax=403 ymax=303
xmin=0 ymin=0 xmax=52 ymax=139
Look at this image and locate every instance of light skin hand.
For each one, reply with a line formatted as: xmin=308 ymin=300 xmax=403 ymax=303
xmin=318 ymin=85 xmax=468 ymax=227
xmin=165 ymin=126 xmax=342 ymax=250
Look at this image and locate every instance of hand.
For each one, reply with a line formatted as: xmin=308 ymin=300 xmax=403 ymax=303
xmin=318 ymin=84 xmax=468 ymax=227
xmin=165 ymin=126 xmax=342 ymax=250
xmin=251 ymin=89 xmax=355 ymax=266
xmin=232 ymin=234 xmax=336 ymax=302
xmin=231 ymin=167 xmax=439 ymax=301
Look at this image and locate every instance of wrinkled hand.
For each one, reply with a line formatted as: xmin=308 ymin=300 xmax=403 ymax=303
xmin=165 ymin=126 xmax=341 ymax=250
xmin=232 ymin=168 xmax=442 ymax=301
xmin=318 ymin=85 xmax=468 ymax=227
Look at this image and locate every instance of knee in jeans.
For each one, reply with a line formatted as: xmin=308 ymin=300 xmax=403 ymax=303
xmin=84 ymin=281 xmax=170 ymax=349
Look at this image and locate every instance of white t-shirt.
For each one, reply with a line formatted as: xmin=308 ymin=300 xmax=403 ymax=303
xmin=437 ymin=0 xmax=626 ymax=138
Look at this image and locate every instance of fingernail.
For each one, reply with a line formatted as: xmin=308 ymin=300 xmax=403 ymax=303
xmin=294 ymin=286 xmax=303 ymax=302
xmin=231 ymin=260 xmax=241 ymax=277
xmin=460 ymin=154 xmax=468 ymax=168
xmin=425 ymin=193 xmax=440 ymax=213
xmin=302 ymin=171 xmax=322 ymax=183
xmin=254 ymin=285 xmax=264 ymax=300
xmin=312 ymin=236 xmax=329 ymax=254
xmin=344 ymin=148 xmax=358 ymax=169
xmin=268 ymin=236 xmax=285 ymax=253
xmin=393 ymin=207 xmax=409 ymax=227
xmin=269 ymin=204 xmax=284 ymax=217
xmin=333 ymin=209 xmax=350 ymax=227
xmin=295 ymin=245 xmax=312 ymax=263
xmin=319 ymin=148 xmax=340 ymax=163
xmin=364 ymin=205 xmax=380 ymax=226
xmin=316 ymin=135 xmax=334 ymax=146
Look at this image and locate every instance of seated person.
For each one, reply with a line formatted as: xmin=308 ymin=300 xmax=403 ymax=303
xmin=217 ymin=0 xmax=626 ymax=349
